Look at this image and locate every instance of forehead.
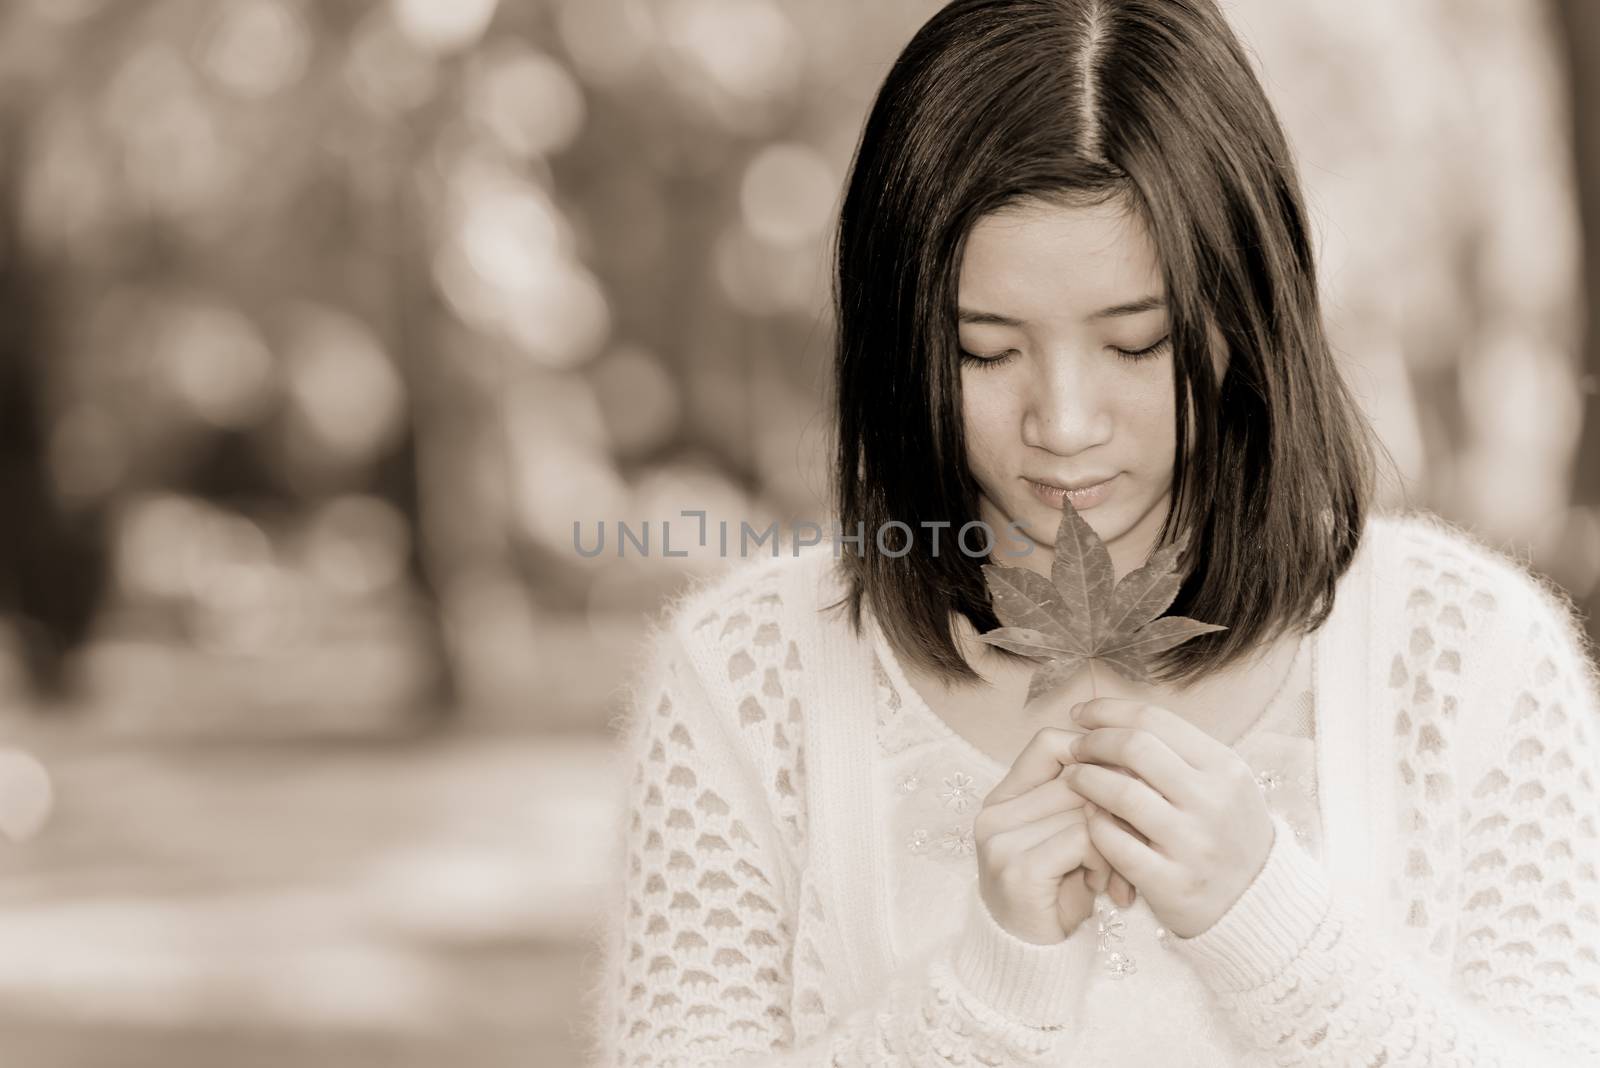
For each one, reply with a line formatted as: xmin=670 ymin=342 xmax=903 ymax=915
xmin=957 ymin=197 xmax=1164 ymax=320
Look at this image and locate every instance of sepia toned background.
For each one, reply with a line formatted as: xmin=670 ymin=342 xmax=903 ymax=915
xmin=0 ymin=1 xmax=1596 ymax=1065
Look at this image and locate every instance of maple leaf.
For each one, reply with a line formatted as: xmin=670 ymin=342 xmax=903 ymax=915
xmin=978 ymin=496 xmax=1226 ymax=703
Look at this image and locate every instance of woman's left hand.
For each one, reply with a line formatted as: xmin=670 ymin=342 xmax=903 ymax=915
xmin=1061 ymin=698 xmax=1276 ymax=939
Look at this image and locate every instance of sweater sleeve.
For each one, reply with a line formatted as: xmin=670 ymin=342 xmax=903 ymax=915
xmin=1166 ymin=580 xmax=1600 ymax=1065
xmin=591 ymin=624 xmax=1102 ymax=1067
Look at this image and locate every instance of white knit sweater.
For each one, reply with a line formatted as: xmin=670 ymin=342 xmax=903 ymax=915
xmin=588 ymin=511 xmax=1600 ymax=1065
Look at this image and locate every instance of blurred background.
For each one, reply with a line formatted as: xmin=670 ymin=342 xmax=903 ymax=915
xmin=0 ymin=0 xmax=1595 ymax=1065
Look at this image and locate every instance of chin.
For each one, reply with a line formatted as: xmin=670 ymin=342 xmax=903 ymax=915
xmin=1024 ymin=499 xmax=1107 ymax=540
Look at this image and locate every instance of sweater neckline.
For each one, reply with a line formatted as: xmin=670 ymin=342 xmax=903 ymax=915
xmin=865 ymin=606 xmax=1312 ymax=775
xmin=866 ymin=610 xmax=1007 ymax=775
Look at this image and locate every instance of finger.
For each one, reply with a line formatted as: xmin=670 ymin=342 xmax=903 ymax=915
xmin=1070 ymin=727 xmax=1206 ymax=808
xmin=984 ymin=806 xmax=1086 ymax=860
xmin=1058 ymin=866 xmax=1093 ymax=907
xmin=1084 ymin=801 xmax=1150 ymax=847
xmin=1109 ymin=871 xmax=1136 ymax=909
xmin=986 ymin=726 xmax=1083 ymax=804
xmin=1087 ymin=865 xmax=1109 ymax=894
xmin=1085 ymin=802 xmax=1171 ymax=888
xmin=980 ymin=772 xmax=1084 ymax=831
xmin=1072 ymin=698 xmax=1230 ymax=772
xmin=1021 ymin=819 xmax=1098 ymax=881
xmin=1082 ymin=803 xmax=1113 ymax=891
xmin=1094 ymin=803 xmax=1150 ymax=846
xmin=1062 ymin=762 xmax=1182 ymax=847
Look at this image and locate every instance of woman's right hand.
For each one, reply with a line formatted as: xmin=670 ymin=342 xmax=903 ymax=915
xmin=974 ymin=726 xmax=1135 ymax=944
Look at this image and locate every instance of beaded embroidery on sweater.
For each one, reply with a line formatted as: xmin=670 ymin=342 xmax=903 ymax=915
xmin=587 ymin=512 xmax=1600 ymax=1066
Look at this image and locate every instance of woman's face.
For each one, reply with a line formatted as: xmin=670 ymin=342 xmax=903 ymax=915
xmin=957 ymin=196 xmax=1185 ymax=583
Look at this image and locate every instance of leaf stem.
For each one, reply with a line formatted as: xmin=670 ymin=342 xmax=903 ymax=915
xmin=1088 ymin=658 xmax=1098 ymax=700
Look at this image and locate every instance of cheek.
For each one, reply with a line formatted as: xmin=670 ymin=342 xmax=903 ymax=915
xmin=1117 ymin=372 xmax=1179 ymax=460
xmin=1123 ymin=372 xmax=1176 ymax=423
xmin=959 ymin=378 xmax=1016 ymax=460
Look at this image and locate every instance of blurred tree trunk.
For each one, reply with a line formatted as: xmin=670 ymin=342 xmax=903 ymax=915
xmin=1556 ymin=0 xmax=1600 ymax=647
xmin=384 ymin=147 xmax=459 ymax=726
xmin=0 ymin=100 xmax=109 ymax=701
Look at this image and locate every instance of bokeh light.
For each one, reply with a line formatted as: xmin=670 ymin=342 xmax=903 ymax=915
xmin=113 ymin=494 xmax=275 ymax=613
xmin=433 ymin=153 xmax=609 ymax=368
xmin=615 ymin=461 xmax=759 ymax=571
xmin=345 ymin=6 xmax=438 ymax=117
xmin=200 ymin=0 xmax=312 ymax=101
xmin=281 ymin=303 xmax=405 ymax=466
xmin=102 ymin=44 xmax=228 ymax=220
xmin=391 ymin=0 xmax=500 ymax=55
xmin=555 ymin=0 xmax=656 ymax=87
xmin=589 ymin=345 xmax=682 ymax=458
xmin=713 ymin=223 xmax=828 ymax=316
xmin=158 ymin=300 xmax=278 ymax=430
xmin=740 ymin=142 xmax=838 ymax=247
xmin=0 ymin=749 xmax=53 ymax=843
xmin=662 ymin=0 xmax=800 ymax=104
xmin=502 ymin=262 xmax=611 ymax=369
xmin=299 ymin=496 xmax=410 ymax=599
xmin=114 ymin=494 xmax=217 ymax=602
xmin=516 ymin=438 xmax=629 ymax=559
xmin=20 ymin=102 xmax=112 ymax=252
xmin=465 ymin=44 xmax=586 ymax=160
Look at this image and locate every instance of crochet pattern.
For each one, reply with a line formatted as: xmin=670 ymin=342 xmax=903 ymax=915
xmin=1187 ymin=537 xmax=1600 ymax=1064
xmin=595 ymin=568 xmax=1084 ymax=1065
xmin=587 ymin=514 xmax=1600 ymax=1066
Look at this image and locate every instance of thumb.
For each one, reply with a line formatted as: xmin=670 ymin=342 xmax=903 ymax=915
xmin=1077 ymin=812 xmax=1112 ymax=893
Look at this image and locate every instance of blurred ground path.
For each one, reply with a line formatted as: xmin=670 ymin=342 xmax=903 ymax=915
xmin=0 ymin=723 xmax=621 ymax=1068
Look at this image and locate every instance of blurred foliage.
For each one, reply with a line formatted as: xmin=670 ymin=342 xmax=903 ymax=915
xmin=0 ymin=0 xmax=1591 ymax=732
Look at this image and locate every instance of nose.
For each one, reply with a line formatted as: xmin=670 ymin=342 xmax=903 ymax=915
xmin=1020 ymin=348 xmax=1114 ymax=455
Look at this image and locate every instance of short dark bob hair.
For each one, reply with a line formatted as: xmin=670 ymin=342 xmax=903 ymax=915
xmin=829 ymin=0 xmax=1383 ymax=687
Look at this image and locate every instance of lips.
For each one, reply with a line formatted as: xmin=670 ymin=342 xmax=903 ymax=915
xmin=1026 ymin=474 xmax=1118 ymax=511
xmin=1027 ymin=475 xmax=1117 ymax=492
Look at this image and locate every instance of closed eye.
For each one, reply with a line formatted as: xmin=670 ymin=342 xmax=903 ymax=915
xmin=958 ymin=348 xmax=1017 ymax=370
xmin=959 ymin=335 xmax=1172 ymax=370
xmin=1114 ymin=336 xmax=1171 ymax=362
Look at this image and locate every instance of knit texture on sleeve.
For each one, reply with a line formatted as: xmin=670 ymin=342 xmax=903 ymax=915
xmin=587 ymin=554 xmax=1097 ymax=1067
xmin=1170 ymin=515 xmax=1600 ymax=1064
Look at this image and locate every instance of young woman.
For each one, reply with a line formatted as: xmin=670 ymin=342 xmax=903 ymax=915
xmin=589 ymin=0 xmax=1600 ymax=1063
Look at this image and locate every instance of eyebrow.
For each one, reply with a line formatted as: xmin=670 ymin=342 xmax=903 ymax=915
xmin=957 ymin=295 xmax=1166 ymax=326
